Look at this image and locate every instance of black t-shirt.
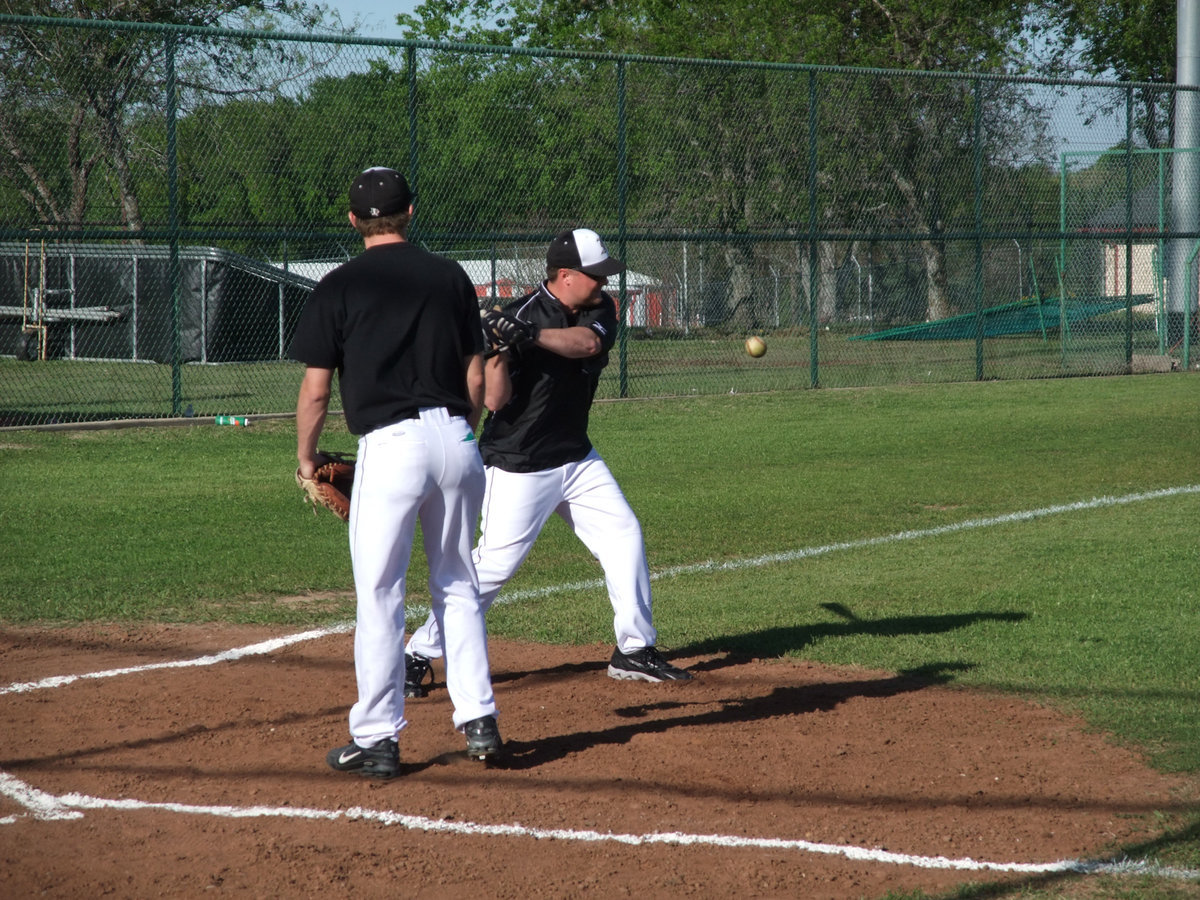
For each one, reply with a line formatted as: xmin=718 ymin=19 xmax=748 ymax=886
xmin=480 ymin=283 xmax=618 ymax=472
xmin=289 ymin=242 xmax=484 ymax=435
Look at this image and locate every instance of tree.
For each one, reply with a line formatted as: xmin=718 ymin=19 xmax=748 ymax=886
xmin=406 ymin=51 xmax=623 ymax=235
xmin=1031 ymin=1 xmax=1176 ymax=148
xmin=396 ymin=1 xmax=1039 ymax=323
xmin=0 ymin=1 xmax=332 ymax=231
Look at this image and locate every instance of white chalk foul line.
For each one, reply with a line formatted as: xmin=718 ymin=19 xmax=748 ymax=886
xmin=0 ymin=623 xmax=354 ymax=697
xmin=0 ymin=771 xmax=83 ymax=821
xmin=0 ymin=782 xmax=1187 ymax=880
xmin=494 ymin=483 xmax=1200 ymax=604
xmin=4 ymin=485 xmax=1197 ymax=696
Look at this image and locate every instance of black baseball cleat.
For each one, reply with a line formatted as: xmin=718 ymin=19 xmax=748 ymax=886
xmin=462 ymin=715 xmax=502 ymax=760
xmin=404 ymin=652 xmax=435 ymax=698
xmin=326 ymin=738 xmax=399 ymax=778
xmin=607 ymin=645 xmax=693 ymax=682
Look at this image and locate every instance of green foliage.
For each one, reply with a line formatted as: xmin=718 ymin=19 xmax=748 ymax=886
xmin=404 ymin=1 xmax=1040 ymax=322
xmin=288 ymin=69 xmax=415 ymax=220
xmin=399 ymin=1 xmax=1032 ymax=71
xmin=0 ymin=2 xmax=338 ymax=230
xmin=1035 ymin=0 xmax=1177 ymax=84
xmin=412 ymin=55 xmax=622 ymax=232
xmin=392 ymin=1 xmax=1046 ymax=325
xmin=178 ymin=96 xmax=302 ymax=228
xmin=1031 ymin=1 xmax=1177 ymax=148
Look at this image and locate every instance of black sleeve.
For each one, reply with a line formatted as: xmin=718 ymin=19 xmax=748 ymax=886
xmin=457 ymin=267 xmax=485 ymax=356
xmin=288 ymin=272 xmax=345 ymax=369
xmin=583 ymin=293 xmax=619 ymax=353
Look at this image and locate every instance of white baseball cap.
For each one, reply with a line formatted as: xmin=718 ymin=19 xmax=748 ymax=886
xmin=546 ymin=228 xmax=626 ymax=277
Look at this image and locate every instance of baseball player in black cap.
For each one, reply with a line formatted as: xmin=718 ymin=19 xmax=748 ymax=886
xmin=404 ymin=227 xmax=692 ymax=696
xmin=290 ymin=166 xmax=501 ymax=777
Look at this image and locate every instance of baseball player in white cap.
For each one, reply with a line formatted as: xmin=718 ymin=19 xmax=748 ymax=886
xmin=290 ymin=166 xmax=500 ymax=778
xmin=403 ymin=227 xmax=692 ymax=697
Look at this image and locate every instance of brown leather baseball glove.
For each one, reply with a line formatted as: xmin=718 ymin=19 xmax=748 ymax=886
xmin=295 ymin=451 xmax=355 ymax=522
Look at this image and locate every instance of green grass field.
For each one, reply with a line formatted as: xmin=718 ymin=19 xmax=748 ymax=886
xmin=1 ymin=374 xmax=1198 ymax=896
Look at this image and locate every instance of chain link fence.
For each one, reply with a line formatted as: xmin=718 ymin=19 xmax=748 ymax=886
xmin=1 ymin=15 xmax=1196 ymax=427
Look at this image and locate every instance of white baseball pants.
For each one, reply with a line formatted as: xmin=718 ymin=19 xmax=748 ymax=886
xmin=407 ymin=449 xmax=657 ymax=660
xmin=347 ymin=407 xmax=495 ymax=746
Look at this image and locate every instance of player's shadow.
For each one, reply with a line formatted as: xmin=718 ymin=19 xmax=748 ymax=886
xmin=492 ymin=603 xmax=1027 ymax=769
xmin=491 ymin=658 xmax=605 ymax=686
xmin=497 ymin=660 xmax=973 ymax=770
xmin=486 ymin=606 xmax=1027 ymax=687
xmin=676 ymin=604 xmax=1028 ymax=673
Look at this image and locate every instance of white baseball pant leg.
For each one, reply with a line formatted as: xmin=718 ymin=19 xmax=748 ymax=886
xmin=347 ymin=408 xmax=494 ymax=746
xmin=407 ymin=449 xmax=656 ymax=659
xmin=555 ymin=450 xmax=657 ymax=654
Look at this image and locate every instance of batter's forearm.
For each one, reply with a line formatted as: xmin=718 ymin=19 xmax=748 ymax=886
xmin=535 ymin=325 xmax=601 ymax=358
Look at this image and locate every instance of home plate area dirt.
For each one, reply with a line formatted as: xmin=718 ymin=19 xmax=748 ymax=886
xmin=0 ymin=623 xmax=1196 ymax=899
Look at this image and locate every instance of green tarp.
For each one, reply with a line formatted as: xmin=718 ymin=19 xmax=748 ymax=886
xmin=849 ymin=296 xmax=1145 ymax=341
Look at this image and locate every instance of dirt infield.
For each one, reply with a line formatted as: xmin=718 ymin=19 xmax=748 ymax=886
xmin=1 ymin=623 xmax=1196 ymax=899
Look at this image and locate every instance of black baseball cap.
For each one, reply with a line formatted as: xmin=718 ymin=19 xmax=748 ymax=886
xmin=546 ymin=228 xmax=626 ymax=277
xmin=349 ymin=167 xmax=412 ymax=218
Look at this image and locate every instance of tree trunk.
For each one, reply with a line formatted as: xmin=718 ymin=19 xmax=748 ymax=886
xmin=97 ymin=113 xmax=144 ymax=232
xmin=889 ymin=166 xmax=952 ymax=322
xmin=66 ymin=107 xmax=97 ymax=228
xmin=724 ymin=241 xmax=758 ymax=329
xmin=817 ymin=241 xmax=838 ymax=323
xmin=0 ymin=113 xmax=64 ymax=225
xmin=921 ymin=239 xmax=952 ymax=321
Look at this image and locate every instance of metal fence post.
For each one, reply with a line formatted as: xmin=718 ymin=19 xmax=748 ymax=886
xmin=1125 ymin=85 xmax=1135 ymax=367
xmin=407 ymin=46 xmax=419 ymax=243
xmin=617 ymin=58 xmax=629 ymax=399
xmin=973 ymin=77 xmax=984 ymax=381
xmin=166 ymin=31 xmax=182 ymax=415
xmin=807 ymin=70 xmax=819 ymax=389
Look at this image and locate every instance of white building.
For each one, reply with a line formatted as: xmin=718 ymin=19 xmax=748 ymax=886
xmin=277 ymin=254 xmax=677 ymax=327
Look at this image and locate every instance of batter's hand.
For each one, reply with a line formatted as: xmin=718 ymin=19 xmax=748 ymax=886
xmin=483 ymin=308 xmax=539 ymax=358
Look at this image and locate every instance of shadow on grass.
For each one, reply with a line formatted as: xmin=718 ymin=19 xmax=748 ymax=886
xmin=675 ymin=604 xmax=1029 ymax=662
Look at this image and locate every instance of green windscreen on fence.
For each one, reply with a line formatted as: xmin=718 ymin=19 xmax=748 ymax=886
xmin=850 ymin=296 xmax=1137 ymax=341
